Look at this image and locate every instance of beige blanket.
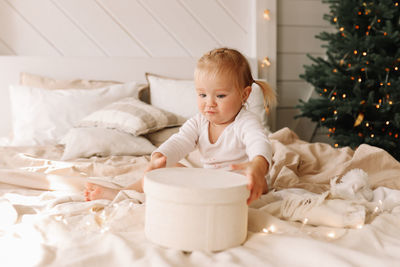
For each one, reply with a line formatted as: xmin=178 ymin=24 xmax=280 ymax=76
xmin=0 ymin=127 xmax=400 ymax=267
xmin=269 ymin=127 xmax=400 ymax=192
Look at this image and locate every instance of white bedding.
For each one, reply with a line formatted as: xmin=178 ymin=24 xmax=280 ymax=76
xmin=1 ymin=129 xmax=400 ymax=267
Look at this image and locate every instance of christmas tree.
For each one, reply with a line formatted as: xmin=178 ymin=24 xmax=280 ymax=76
xmin=297 ymin=0 xmax=400 ymax=161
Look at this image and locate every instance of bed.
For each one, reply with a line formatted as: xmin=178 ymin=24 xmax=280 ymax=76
xmin=1 ymin=1 xmax=400 ymax=265
xmin=0 ymin=56 xmax=399 ymax=267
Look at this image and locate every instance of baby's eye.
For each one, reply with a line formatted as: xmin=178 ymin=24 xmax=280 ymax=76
xmin=199 ymin=93 xmax=206 ymax=98
xmin=217 ymin=94 xmax=226 ymax=99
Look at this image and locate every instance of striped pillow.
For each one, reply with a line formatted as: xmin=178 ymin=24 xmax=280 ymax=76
xmin=77 ymin=97 xmax=185 ymax=136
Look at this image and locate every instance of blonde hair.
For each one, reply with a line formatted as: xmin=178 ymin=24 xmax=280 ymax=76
xmin=194 ymin=47 xmax=277 ymax=112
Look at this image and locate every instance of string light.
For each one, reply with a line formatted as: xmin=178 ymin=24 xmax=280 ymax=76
xmin=261 ymin=56 xmax=271 ymax=68
xmin=263 ymin=9 xmax=271 ymax=20
xmin=327 ymin=232 xmax=336 ymax=239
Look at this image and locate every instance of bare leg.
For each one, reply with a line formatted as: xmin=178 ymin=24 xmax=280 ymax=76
xmin=84 ymin=158 xmax=184 ymax=201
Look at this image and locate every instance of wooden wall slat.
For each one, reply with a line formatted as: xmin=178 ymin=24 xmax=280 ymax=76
xmin=0 ymin=0 xmax=59 ymax=56
xmin=55 ymin=0 xmax=148 ymax=57
xmin=9 ymin=0 xmax=103 ymax=56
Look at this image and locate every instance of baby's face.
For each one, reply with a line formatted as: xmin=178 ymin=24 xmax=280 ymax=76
xmin=195 ymin=74 xmax=245 ymax=126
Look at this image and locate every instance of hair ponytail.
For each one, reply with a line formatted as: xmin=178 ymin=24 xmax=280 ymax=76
xmin=253 ymin=80 xmax=277 ymax=114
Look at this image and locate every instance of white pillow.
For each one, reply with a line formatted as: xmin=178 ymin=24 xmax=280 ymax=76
xmin=9 ymin=82 xmax=144 ymax=146
xmin=146 ymin=73 xmax=269 ymax=128
xmin=61 ymin=127 xmax=156 ymax=160
xmin=77 ymin=97 xmax=185 ymax=136
xmin=146 ymin=73 xmax=197 ymax=119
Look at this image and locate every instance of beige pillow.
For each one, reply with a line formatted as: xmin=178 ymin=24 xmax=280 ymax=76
xmin=61 ymin=127 xmax=156 ymax=160
xmin=20 ymin=72 xmax=122 ymax=89
xmin=145 ymin=126 xmax=180 ymax=147
xmin=77 ymin=97 xmax=185 ymax=136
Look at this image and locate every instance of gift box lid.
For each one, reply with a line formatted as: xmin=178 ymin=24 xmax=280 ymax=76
xmin=144 ymin=168 xmax=249 ymax=204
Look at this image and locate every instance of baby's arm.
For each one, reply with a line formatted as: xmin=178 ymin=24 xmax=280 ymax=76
xmin=231 ymin=155 xmax=269 ymax=205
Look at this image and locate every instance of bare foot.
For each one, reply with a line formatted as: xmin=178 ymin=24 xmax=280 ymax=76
xmin=84 ymin=183 xmax=119 ymax=201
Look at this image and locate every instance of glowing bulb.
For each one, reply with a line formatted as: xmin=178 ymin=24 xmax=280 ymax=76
xmin=342 ymin=94 xmax=346 ymax=98
xmin=354 ymin=50 xmax=358 ymax=55
xmin=262 ymin=56 xmax=271 ymax=67
xmin=263 ymin=9 xmax=271 ymax=20
xmin=371 ymin=134 xmax=374 ymax=138
xmin=386 ymin=121 xmax=390 ymax=125
xmin=268 ymin=225 xmax=276 ymax=233
xmin=327 ymin=232 xmax=336 ymax=238
xmin=366 ymin=122 xmax=370 ymax=127
xmin=362 ymin=52 xmax=367 ymax=56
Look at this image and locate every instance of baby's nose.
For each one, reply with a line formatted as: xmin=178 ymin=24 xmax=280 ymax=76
xmin=206 ymin=97 xmax=216 ymax=106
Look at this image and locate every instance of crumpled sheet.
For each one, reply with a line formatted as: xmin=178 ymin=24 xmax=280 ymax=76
xmin=0 ymin=127 xmax=400 ymax=267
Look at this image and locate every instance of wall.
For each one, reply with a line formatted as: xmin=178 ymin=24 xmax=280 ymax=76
xmin=276 ymin=0 xmax=333 ymax=142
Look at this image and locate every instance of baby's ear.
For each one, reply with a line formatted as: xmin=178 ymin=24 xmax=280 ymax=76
xmin=242 ymin=86 xmax=252 ymax=101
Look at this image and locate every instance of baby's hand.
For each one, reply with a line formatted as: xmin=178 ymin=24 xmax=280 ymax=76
xmin=146 ymin=152 xmax=167 ymax=173
xmin=231 ymin=156 xmax=269 ymax=205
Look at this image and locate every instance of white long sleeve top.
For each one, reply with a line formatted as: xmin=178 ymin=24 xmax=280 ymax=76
xmin=155 ymin=108 xmax=272 ymax=170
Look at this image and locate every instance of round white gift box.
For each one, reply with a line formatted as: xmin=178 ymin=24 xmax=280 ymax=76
xmin=144 ymin=167 xmax=250 ymax=251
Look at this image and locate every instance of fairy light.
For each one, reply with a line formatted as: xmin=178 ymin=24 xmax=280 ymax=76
xmin=263 ymin=9 xmax=271 ymax=20
xmin=334 ymin=143 xmax=339 ymax=148
xmin=358 ymin=77 xmax=362 ymax=82
xmin=268 ymin=225 xmax=277 ymax=233
xmin=353 ymin=50 xmax=358 ymax=55
xmin=362 ymin=52 xmax=367 ymax=56
xmin=342 ymin=93 xmax=346 ymax=99
xmin=386 ymin=121 xmax=390 ymax=125
xmin=262 ymin=56 xmax=271 ymax=67
xmin=327 ymin=232 xmax=336 ymax=239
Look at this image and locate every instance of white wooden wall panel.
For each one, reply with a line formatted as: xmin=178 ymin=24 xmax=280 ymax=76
xmin=0 ymin=0 xmax=265 ymax=59
xmin=277 ymin=81 xmax=312 ymax=107
xmin=99 ymin=0 xmax=188 ymax=57
xmin=218 ymin=0 xmax=251 ymax=33
xmin=182 ymin=0 xmax=249 ymax=56
xmin=279 ymin=0 xmax=330 ymax=27
xmin=8 ymin=0 xmax=103 ymax=56
xmin=0 ymin=0 xmax=59 ymax=56
xmin=55 ymin=0 xmax=148 ymax=57
xmin=138 ymin=0 xmax=219 ymax=57
xmin=277 ymin=0 xmax=332 ymax=141
xmin=0 ymin=39 xmax=14 ymax=55
xmin=277 ymin=53 xmax=316 ymax=81
xmin=278 ymin=26 xmax=328 ymax=54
